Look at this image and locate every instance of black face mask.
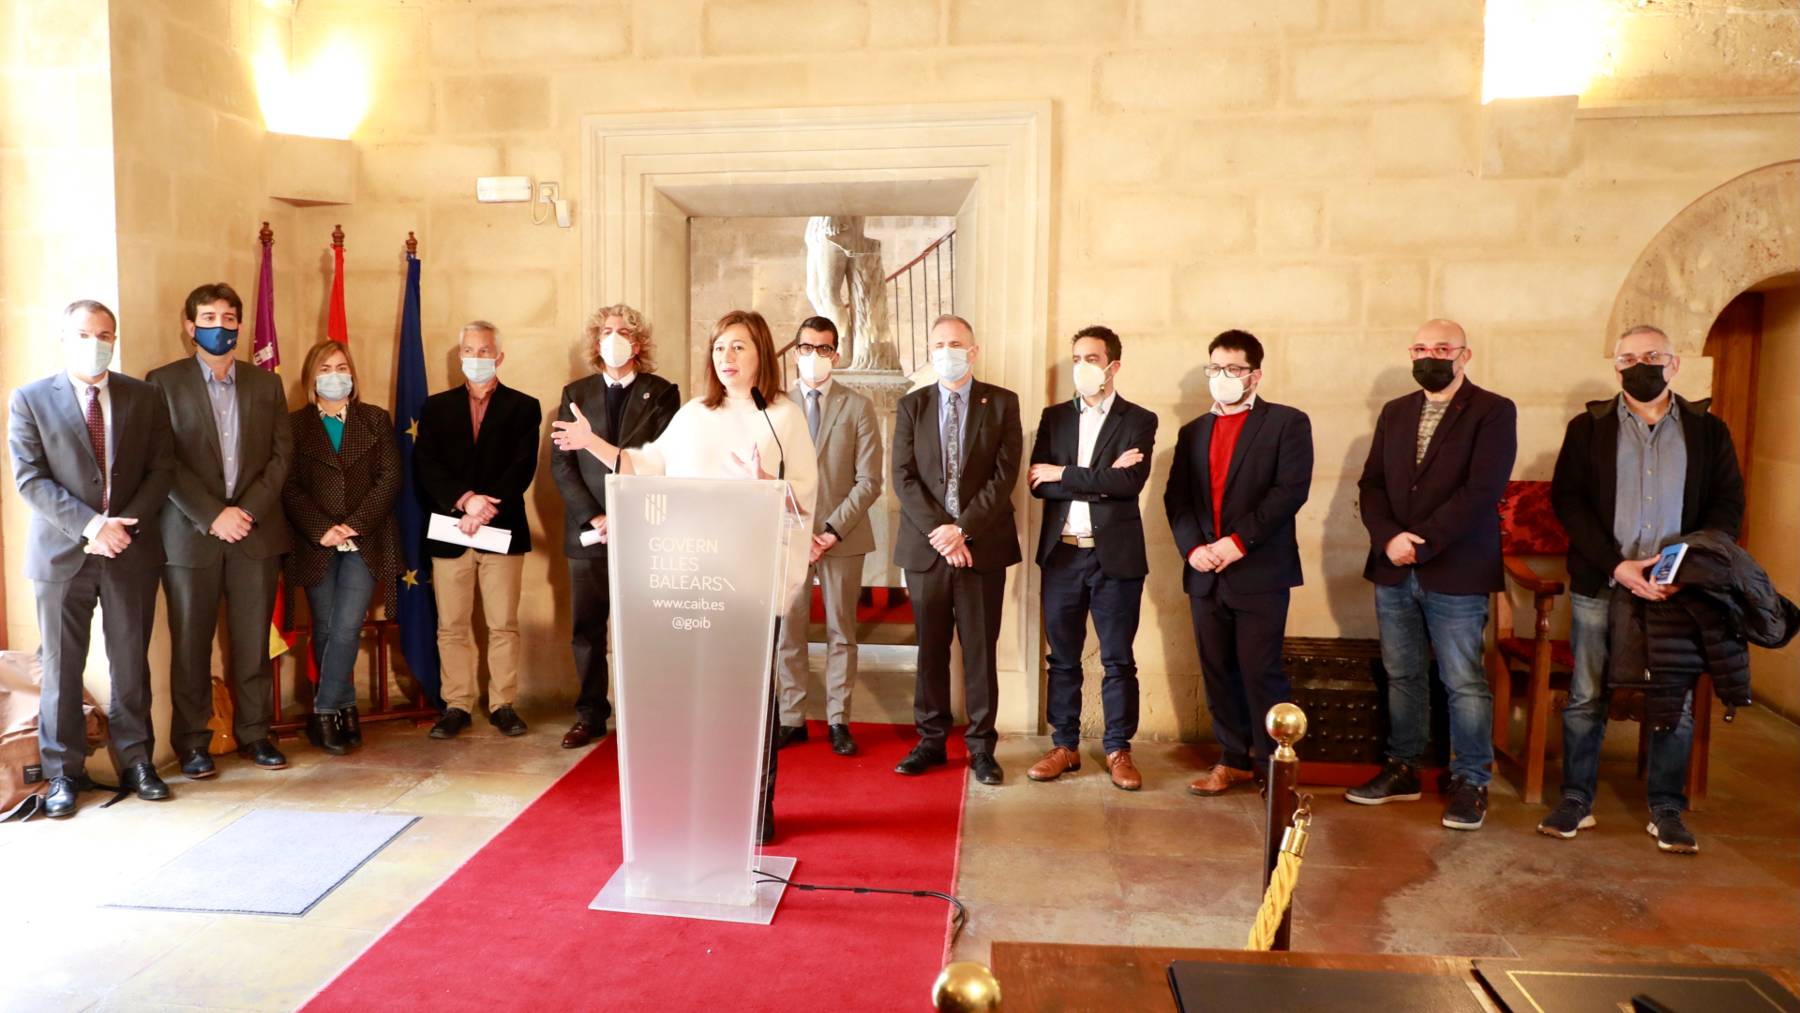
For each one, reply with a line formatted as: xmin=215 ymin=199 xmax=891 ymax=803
xmin=1620 ymin=362 xmax=1669 ymax=402
xmin=1412 ymin=357 xmax=1457 ymax=393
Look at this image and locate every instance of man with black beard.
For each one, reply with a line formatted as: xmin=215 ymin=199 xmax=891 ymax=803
xmin=1347 ymin=319 xmax=1516 ymax=832
xmin=1540 ymin=324 xmax=1743 ymax=855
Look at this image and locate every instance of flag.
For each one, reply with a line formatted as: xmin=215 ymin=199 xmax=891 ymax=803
xmin=252 ymin=231 xmax=303 ymax=667
xmin=394 ymin=251 xmax=442 ymax=710
xmin=328 ymin=238 xmax=349 ymax=345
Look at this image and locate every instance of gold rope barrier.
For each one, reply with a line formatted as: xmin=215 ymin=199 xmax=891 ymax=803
xmin=1245 ymin=796 xmax=1311 ymax=951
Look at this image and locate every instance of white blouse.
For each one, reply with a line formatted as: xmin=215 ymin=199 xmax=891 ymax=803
xmin=624 ymin=394 xmax=819 ymax=611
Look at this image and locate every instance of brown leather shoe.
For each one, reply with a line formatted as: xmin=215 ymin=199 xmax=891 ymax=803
xmin=561 ymin=719 xmax=603 ymax=749
xmin=1027 ymin=746 xmax=1081 ymax=782
xmin=1106 ymin=750 xmax=1142 ymax=791
xmin=1188 ymin=762 xmax=1256 ymax=796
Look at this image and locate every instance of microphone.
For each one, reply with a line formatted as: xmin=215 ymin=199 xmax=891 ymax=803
xmin=750 ymin=388 xmax=786 ymax=479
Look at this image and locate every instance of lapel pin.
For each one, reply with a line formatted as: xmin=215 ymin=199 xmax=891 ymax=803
xmin=980 ymin=397 xmax=988 ymax=405
xmin=641 ymin=391 xmax=649 ymax=399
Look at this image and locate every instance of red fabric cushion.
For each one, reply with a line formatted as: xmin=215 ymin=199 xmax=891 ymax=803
xmin=1499 ymin=480 xmax=1569 ymax=556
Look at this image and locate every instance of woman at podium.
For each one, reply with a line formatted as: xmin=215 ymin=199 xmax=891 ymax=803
xmin=552 ymin=309 xmax=817 ymax=843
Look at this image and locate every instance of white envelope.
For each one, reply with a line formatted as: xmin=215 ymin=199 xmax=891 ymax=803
xmin=427 ymin=512 xmax=512 ymax=553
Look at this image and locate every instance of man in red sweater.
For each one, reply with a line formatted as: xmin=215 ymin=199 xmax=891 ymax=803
xmin=1164 ymin=330 xmax=1314 ymax=796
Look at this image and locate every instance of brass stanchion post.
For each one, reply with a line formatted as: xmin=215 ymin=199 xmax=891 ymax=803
xmin=1262 ymin=702 xmax=1307 ymax=951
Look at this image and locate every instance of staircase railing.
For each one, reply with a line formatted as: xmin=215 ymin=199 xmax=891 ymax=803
xmin=887 ymin=229 xmax=955 ymax=376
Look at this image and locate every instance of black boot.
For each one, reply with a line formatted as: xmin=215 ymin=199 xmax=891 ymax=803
xmin=305 ymin=712 xmax=350 ymax=756
xmin=337 ymin=706 xmax=363 ymax=748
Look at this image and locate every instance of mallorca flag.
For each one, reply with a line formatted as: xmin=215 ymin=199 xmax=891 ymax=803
xmin=394 ymin=250 xmax=442 ymax=710
xmin=252 ymin=229 xmax=302 ymax=667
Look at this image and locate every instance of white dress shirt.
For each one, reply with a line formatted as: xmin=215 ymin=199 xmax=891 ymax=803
xmin=1063 ymin=390 xmax=1116 ymax=538
xmin=71 ymin=370 xmax=114 ymax=542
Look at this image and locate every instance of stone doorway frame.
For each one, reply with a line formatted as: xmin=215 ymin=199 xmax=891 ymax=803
xmin=1606 ymin=159 xmax=1800 ymax=353
xmin=581 ymin=101 xmax=1053 ymax=735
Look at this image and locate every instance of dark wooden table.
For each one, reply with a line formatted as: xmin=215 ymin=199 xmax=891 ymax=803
xmin=988 ymin=943 xmax=1800 ymax=1013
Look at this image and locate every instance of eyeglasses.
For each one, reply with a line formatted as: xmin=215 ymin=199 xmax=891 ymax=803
xmin=795 ymin=342 xmax=836 ymax=357
xmin=1408 ymin=344 xmax=1466 ymax=360
xmin=1202 ymin=364 xmax=1254 ymax=379
xmin=1614 ymin=351 xmax=1673 ymax=369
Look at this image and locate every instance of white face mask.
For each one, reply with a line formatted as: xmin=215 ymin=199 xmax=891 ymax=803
xmin=1209 ymin=373 xmax=1247 ymax=406
xmin=1073 ymin=361 xmax=1108 ymax=399
xmin=797 ymin=351 xmax=833 ymax=384
xmin=462 ymin=356 xmax=497 ymax=385
xmin=599 ymin=333 xmax=634 ymax=370
xmin=931 ymin=346 xmax=971 ymax=384
xmin=67 ymin=336 xmax=114 ymax=378
xmin=315 ymin=373 xmax=354 ymax=402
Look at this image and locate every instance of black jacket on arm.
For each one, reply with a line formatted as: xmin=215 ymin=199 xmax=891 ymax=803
xmin=1164 ymin=399 xmax=1313 ymax=597
xmin=412 ymin=382 xmax=541 ymax=557
xmin=1029 ymin=395 xmax=1157 ymax=579
xmin=891 ymin=379 xmax=1022 ymax=573
xmin=549 ymin=372 xmax=680 ymax=559
xmin=1358 ymin=380 xmax=1517 ymax=595
xmin=1550 ymin=394 xmax=1744 ymax=600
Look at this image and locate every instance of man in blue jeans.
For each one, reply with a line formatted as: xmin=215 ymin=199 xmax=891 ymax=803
xmin=1542 ymin=324 xmax=1743 ymax=854
xmin=1347 ymin=320 xmax=1517 ymax=830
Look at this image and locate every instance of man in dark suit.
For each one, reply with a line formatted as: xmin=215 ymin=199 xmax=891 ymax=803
xmin=1541 ymin=324 xmax=1743 ymax=854
xmin=892 ymin=314 xmax=1022 ymax=785
xmin=549 ymin=305 xmax=679 ymax=749
xmin=1024 ymin=325 xmax=1157 ymax=790
xmin=1348 ymin=319 xmax=1517 ymax=832
xmin=148 ymin=283 xmax=294 ymax=777
xmin=413 ymin=320 xmax=542 ymax=740
xmin=8 ymin=300 xmax=175 ymax=815
xmin=1164 ymin=330 xmax=1313 ymax=798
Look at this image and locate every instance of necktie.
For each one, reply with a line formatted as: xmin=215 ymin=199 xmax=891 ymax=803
xmin=806 ymin=390 xmax=821 ymax=444
xmin=85 ymin=385 xmax=107 ymax=510
xmin=605 ymin=380 xmax=627 ymax=439
xmin=945 ymin=391 xmax=962 ymax=517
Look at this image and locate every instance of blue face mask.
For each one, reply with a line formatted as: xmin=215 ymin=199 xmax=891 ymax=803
xmin=193 ymin=325 xmax=238 ymax=356
xmin=315 ymin=373 xmax=354 ymax=402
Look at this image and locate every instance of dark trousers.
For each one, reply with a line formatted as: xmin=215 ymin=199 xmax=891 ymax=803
xmin=1042 ymin=543 xmax=1143 ymax=754
xmin=164 ymin=550 xmax=279 ymax=753
xmin=1190 ymin=584 xmax=1292 ymax=770
xmin=569 ymin=555 xmax=612 ymax=723
xmin=33 ymin=558 xmax=159 ymax=778
xmin=905 ymin=562 xmax=1006 ymax=754
xmin=303 ymin=551 xmax=375 ymax=713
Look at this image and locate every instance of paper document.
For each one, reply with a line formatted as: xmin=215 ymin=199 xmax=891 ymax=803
xmin=428 ymin=512 xmax=512 ymax=553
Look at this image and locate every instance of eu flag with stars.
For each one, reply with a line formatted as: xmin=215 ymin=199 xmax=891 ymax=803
xmin=395 ymin=251 xmax=443 ymax=710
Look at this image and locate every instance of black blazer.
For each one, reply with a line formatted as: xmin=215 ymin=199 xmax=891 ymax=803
xmin=1551 ymin=394 xmax=1743 ymax=599
xmin=1028 ymin=395 xmax=1157 ymax=579
xmin=282 ymin=402 xmax=403 ymax=615
xmin=413 ymin=382 xmax=541 ymax=557
xmin=891 ymin=379 xmax=1023 ymax=573
xmin=549 ymin=372 xmax=680 ymax=558
xmin=1164 ymin=399 xmax=1313 ymax=596
xmin=1358 ymin=380 xmax=1517 ymax=595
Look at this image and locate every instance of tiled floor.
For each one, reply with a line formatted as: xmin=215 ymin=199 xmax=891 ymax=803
xmin=2 ymin=701 xmax=1795 ymax=1010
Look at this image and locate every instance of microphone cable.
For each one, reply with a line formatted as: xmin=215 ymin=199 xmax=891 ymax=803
xmin=753 ymin=869 xmax=969 ymax=946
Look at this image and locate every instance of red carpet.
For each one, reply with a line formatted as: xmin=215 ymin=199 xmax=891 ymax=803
xmin=304 ymin=723 xmax=968 ymax=1012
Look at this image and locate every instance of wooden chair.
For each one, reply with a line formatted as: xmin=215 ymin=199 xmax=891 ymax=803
xmin=1486 ymin=481 xmax=1712 ymax=809
xmin=271 ymin=599 xmax=437 ymax=736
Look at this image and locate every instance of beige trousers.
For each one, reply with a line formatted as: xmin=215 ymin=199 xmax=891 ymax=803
xmin=432 ymin=550 xmax=523 ymax=714
xmin=775 ymin=552 xmax=864 ymax=726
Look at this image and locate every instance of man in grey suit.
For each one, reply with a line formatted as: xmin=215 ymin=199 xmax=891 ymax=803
xmin=147 ymin=283 xmax=294 ymax=778
xmin=774 ymin=317 xmax=884 ymax=757
xmin=8 ymin=300 xmax=176 ymax=817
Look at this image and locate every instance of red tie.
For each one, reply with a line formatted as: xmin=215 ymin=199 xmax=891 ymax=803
xmin=86 ymin=385 xmax=107 ymax=511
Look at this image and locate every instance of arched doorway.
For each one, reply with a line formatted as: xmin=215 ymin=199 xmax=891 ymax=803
xmin=1608 ymin=160 xmax=1800 ymax=721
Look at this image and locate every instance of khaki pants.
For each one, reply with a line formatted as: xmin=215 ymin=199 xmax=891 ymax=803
xmin=432 ymin=550 xmax=524 ymax=714
xmin=775 ymin=552 xmax=863 ymax=726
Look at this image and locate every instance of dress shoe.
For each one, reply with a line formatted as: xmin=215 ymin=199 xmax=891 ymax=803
xmin=305 ymin=713 xmax=350 ymax=756
xmin=430 ymin=707 xmax=472 ymax=739
xmin=237 ymin=738 xmax=289 ymax=770
xmin=1028 ymin=746 xmax=1082 ymax=782
xmin=774 ymin=724 xmax=809 ymax=750
xmin=1106 ymin=750 xmax=1142 ymax=791
xmin=969 ymin=752 xmax=1004 ymax=785
xmin=894 ymin=744 xmax=948 ymax=775
xmin=1188 ymin=762 xmax=1256 ymax=796
xmin=828 ymin=723 xmax=857 ymax=756
xmin=338 ymin=706 xmax=363 ymax=747
xmin=180 ymin=749 xmax=217 ymax=780
xmin=489 ymin=705 xmax=528 ymax=737
xmin=120 ymin=761 xmax=172 ymax=801
xmin=562 ymin=719 xmax=603 ymax=749
xmin=44 ymin=776 xmax=81 ymax=818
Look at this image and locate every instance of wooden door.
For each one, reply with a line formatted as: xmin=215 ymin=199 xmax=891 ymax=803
xmin=1703 ymin=291 xmax=1762 ymax=541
